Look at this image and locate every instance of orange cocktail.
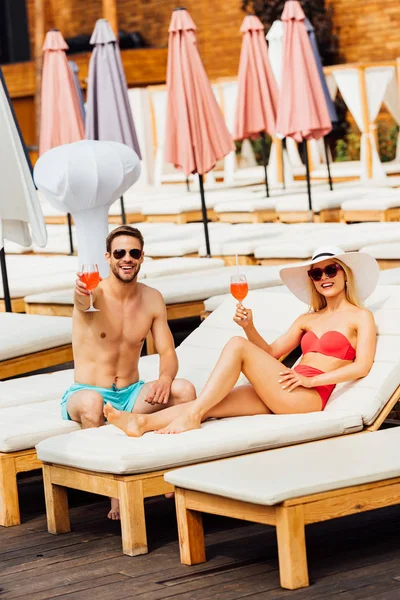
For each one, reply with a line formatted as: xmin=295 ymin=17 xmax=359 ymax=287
xmin=80 ymin=263 xmax=100 ymax=312
xmin=230 ymin=274 xmax=248 ymax=304
xmin=80 ymin=271 xmax=101 ymax=292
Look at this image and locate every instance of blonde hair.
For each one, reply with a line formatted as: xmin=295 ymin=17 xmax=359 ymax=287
xmin=308 ymin=258 xmax=361 ymax=312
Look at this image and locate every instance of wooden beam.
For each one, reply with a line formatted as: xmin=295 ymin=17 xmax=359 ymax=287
xmin=358 ymin=67 xmax=373 ymax=179
xmin=103 ymin=0 xmax=118 ymax=36
xmin=34 ymin=0 xmax=46 ymax=148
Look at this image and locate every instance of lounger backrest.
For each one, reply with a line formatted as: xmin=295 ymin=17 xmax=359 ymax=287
xmin=178 ymin=287 xmax=400 ymax=427
xmin=326 ymin=285 xmax=400 ymax=425
xmin=177 ymin=290 xmax=306 ymax=392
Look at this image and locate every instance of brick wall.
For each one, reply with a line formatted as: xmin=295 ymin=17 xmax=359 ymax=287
xmin=24 ymin=1 xmax=400 ymax=78
xmin=328 ymin=0 xmax=400 ymax=63
xmin=26 ymin=0 xmax=244 ymax=80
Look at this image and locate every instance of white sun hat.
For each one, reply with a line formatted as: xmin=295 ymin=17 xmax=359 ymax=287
xmin=279 ymin=245 xmax=380 ymax=305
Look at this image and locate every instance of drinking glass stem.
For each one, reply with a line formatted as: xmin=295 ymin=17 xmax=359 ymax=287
xmin=89 ymin=292 xmax=93 ymax=310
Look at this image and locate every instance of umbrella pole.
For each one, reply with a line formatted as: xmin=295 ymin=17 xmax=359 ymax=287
xmin=324 ymin=137 xmax=333 ymax=191
xmin=67 ymin=213 xmax=74 ymax=255
xmin=0 ymin=248 xmax=12 ymax=312
xmin=281 ymin=140 xmax=285 ymax=190
xmin=303 ymin=140 xmax=313 ymax=222
xmin=198 ymin=174 xmax=211 ymax=257
xmin=186 ymin=177 xmax=190 ymax=192
xmin=260 ymin=132 xmax=270 ymax=198
xmin=120 ymin=196 xmax=127 ymax=225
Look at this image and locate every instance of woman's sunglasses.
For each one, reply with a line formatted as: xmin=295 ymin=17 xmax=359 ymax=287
xmin=308 ymin=263 xmax=342 ymax=282
xmin=112 ymin=248 xmax=142 ymax=260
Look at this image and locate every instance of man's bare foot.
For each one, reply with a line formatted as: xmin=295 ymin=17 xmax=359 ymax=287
xmin=107 ymin=498 xmax=120 ymax=520
xmin=104 ymin=403 xmax=145 ymax=437
xmin=156 ymin=409 xmax=201 ymax=435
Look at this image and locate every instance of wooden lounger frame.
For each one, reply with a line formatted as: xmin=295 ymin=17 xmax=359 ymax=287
xmin=277 ymin=208 xmax=341 ymax=223
xmin=30 ymin=384 xmax=400 ymax=553
xmin=0 ymin=344 xmax=73 ymax=380
xmin=173 ymin=474 xmax=400 ymax=590
xmin=144 ymin=209 xmax=217 ymax=225
xmin=0 ymin=298 xmax=26 ymax=313
xmin=340 ymin=208 xmax=400 ymax=223
xmin=216 ymin=210 xmax=277 ymax=224
xmin=108 ymin=213 xmax=145 ymax=225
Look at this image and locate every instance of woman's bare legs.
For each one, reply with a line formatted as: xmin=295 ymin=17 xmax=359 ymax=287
xmin=105 ymin=336 xmax=322 ymax=436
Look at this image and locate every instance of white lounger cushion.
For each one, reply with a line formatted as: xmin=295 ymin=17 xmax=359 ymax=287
xmin=164 ymin=427 xmax=400 ymax=505
xmin=36 ymin=412 xmax=362 ymax=475
xmin=379 ymin=268 xmax=400 ymax=285
xmin=276 ymin=188 xmax=368 ymax=213
xmin=360 ymin=243 xmax=400 ymax=260
xmin=0 ymin=255 xmax=78 ymax=298
xmin=0 ymin=400 xmax=80 ymax=452
xmin=0 ymin=369 xmax=74 ymax=409
xmin=342 ymin=195 xmax=400 ymax=211
xmin=214 ymin=199 xmax=276 ymax=213
xmin=254 ymin=223 xmax=400 ymax=259
xmin=0 ymin=314 xmax=72 ymax=362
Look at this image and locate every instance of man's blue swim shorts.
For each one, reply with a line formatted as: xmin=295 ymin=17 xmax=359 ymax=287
xmin=61 ymin=380 xmax=145 ymax=421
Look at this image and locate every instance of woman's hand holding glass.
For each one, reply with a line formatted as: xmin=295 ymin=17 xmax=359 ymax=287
xmin=233 ymin=304 xmax=253 ymax=330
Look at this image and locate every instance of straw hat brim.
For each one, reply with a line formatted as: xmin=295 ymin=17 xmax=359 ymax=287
xmin=279 ymin=251 xmax=380 ymax=305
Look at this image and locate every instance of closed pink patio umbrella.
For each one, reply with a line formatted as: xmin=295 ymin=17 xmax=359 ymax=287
xmin=39 ymin=30 xmax=85 ymax=155
xmin=234 ymin=15 xmax=278 ymax=197
xmin=276 ymin=1 xmax=332 ymax=212
xmin=40 ymin=29 xmax=85 ymax=253
xmin=165 ymin=8 xmax=234 ymax=256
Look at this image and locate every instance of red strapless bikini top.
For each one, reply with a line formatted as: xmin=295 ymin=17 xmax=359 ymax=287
xmin=301 ymin=330 xmax=356 ymax=361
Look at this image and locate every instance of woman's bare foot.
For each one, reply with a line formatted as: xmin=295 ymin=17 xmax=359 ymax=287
xmin=156 ymin=408 xmax=202 ymax=434
xmin=107 ymin=498 xmax=120 ymax=520
xmin=104 ymin=403 xmax=145 ymax=437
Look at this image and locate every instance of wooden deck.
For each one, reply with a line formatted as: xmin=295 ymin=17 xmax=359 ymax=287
xmin=2 ymin=471 xmax=400 ymax=599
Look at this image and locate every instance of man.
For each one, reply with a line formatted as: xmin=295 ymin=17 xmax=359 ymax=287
xmin=61 ymin=225 xmax=196 ymax=519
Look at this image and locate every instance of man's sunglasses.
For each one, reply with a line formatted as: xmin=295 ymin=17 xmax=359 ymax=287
xmin=307 ymin=263 xmax=342 ymax=282
xmin=112 ymin=248 xmax=142 ymax=260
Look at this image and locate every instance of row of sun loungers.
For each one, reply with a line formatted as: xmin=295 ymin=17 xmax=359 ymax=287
xmin=34 ymin=180 xmax=400 ymax=226
xmin=1 ymin=287 xmax=399 ymax=593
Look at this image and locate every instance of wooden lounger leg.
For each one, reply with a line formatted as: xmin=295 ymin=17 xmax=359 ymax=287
xmin=275 ymin=505 xmax=309 ymax=590
xmin=43 ymin=465 xmax=71 ymax=534
xmin=0 ymin=454 xmax=20 ymax=527
xmin=175 ymin=488 xmax=206 ymax=565
xmin=118 ymin=480 xmax=148 ymax=556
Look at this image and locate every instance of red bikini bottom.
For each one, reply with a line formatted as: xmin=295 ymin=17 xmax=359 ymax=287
xmin=293 ymin=365 xmax=335 ymax=410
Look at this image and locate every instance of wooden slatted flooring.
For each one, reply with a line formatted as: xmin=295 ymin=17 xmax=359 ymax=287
xmin=1 ymin=472 xmax=400 ymax=599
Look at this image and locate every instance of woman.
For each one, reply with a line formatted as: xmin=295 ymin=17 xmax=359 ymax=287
xmin=104 ymin=246 xmax=379 ymax=436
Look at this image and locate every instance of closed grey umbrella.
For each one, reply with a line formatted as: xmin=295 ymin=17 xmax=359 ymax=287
xmin=305 ymin=17 xmax=336 ymax=190
xmin=86 ymin=19 xmax=141 ymax=223
xmin=305 ymin=18 xmax=337 ymax=124
xmin=68 ymin=61 xmax=86 ymax=124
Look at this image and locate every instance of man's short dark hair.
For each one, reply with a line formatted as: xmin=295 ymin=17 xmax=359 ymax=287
xmin=106 ymin=226 xmax=144 ymax=253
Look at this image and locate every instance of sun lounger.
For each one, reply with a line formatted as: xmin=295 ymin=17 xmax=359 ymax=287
xmin=255 ymin=223 xmax=400 ymax=266
xmin=0 ymin=255 xmax=78 ymax=311
xmin=341 ymin=192 xmax=400 ymax=223
xmin=0 ymin=313 xmax=72 ymax=379
xmin=275 ymin=188 xmax=370 ymax=223
xmin=35 ymin=287 xmax=400 ymax=553
xmin=166 ymin=427 xmax=400 ymax=590
xmin=0 ymin=353 xmax=159 ymax=527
